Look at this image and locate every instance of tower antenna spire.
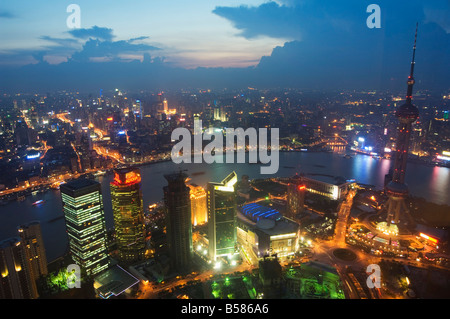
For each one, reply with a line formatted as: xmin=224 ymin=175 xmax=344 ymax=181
xmin=406 ymin=23 xmax=418 ymax=101
xmin=383 ymin=23 xmax=420 ymax=228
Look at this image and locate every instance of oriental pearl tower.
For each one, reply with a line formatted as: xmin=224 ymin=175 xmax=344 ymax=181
xmin=381 ymin=24 xmax=419 ymax=235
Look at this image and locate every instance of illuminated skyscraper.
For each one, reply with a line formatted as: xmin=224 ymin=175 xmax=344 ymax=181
xmin=61 ymin=179 xmax=110 ymax=276
xmin=164 ymin=171 xmax=193 ymax=273
xmin=163 ymin=98 xmax=169 ymax=113
xmin=207 ymin=171 xmax=238 ymax=262
xmin=286 ymin=178 xmax=306 ymax=219
xmin=188 ymin=184 xmax=207 ymax=226
xmin=110 ymin=168 xmax=146 ymax=263
xmin=381 ymin=24 xmax=419 ymax=234
xmin=17 ymin=221 xmax=48 ymax=281
xmin=0 ymin=237 xmax=39 ymax=299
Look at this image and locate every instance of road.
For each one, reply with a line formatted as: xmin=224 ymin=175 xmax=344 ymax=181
xmin=137 ymin=261 xmax=255 ymax=299
xmin=334 ymin=189 xmax=355 ymax=246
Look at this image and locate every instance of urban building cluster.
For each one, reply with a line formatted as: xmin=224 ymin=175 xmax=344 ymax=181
xmin=1 ymin=45 xmax=450 ymax=298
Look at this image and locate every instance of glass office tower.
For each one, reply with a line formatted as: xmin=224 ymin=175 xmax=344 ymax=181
xmin=164 ymin=171 xmax=193 ymax=273
xmin=207 ymin=171 xmax=238 ymax=262
xmin=60 ymin=179 xmax=110 ymax=276
xmin=110 ymin=168 xmax=146 ymax=263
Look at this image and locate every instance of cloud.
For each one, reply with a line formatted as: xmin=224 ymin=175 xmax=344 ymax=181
xmin=0 ymin=26 xmax=159 ymax=67
xmin=424 ymin=1 xmax=450 ymax=33
xmin=67 ymin=26 xmax=115 ymax=41
xmin=69 ymin=38 xmax=160 ymax=63
xmin=213 ymin=2 xmax=302 ymax=40
xmin=213 ymin=1 xmax=368 ymax=41
xmin=40 ymin=36 xmax=80 ymax=47
xmin=129 ymin=36 xmax=151 ymax=42
xmin=0 ymin=11 xmax=14 ymax=19
xmin=0 ymin=3 xmax=449 ymax=93
xmin=211 ymin=0 xmax=450 ymax=91
xmin=64 ymin=27 xmax=159 ymax=63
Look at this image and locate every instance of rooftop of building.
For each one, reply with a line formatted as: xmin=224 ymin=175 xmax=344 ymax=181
xmin=93 ymin=265 xmax=140 ymax=299
xmin=0 ymin=237 xmax=21 ymax=249
xmin=237 ymin=206 xmax=299 ymax=237
xmin=60 ymin=178 xmax=99 ymax=191
xmin=241 ymin=202 xmax=282 ymax=222
xmin=114 ymin=167 xmax=140 ymax=175
xmin=18 ymin=220 xmax=41 ymax=228
xmin=259 ymin=257 xmax=282 ymax=278
xmin=303 ymin=174 xmax=350 ymax=186
xmin=164 ymin=171 xmax=188 ymax=182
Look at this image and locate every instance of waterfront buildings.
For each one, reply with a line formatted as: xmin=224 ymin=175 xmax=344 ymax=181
xmin=60 ymin=179 xmax=110 ymax=276
xmin=302 ymin=175 xmax=354 ymax=201
xmin=110 ymin=168 xmax=146 ymax=263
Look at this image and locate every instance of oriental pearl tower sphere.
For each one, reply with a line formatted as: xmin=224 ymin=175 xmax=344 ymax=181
xmin=380 ymin=24 xmax=419 ymax=235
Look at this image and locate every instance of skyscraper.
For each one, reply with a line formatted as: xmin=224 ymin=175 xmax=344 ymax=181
xmin=207 ymin=171 xmax=238 ymax=262
xmin=0 ymin=237 xmax=39 ymax=299
xmin=17 ymin=221 xmax=48 ymax=282
xmin=110 ymin=168 xmax=146 ymax=263
xmin=382 ymin=24 xmax=419 ymax=234
xmin=60 ymin=179 xmax=110 ymax=276
xmin=164 ymin=171 xmax=193 ymax=273
xmin=188 ymin=183 xmax=207 ymax=226
xmin=15 ymin=120 xmax=30 ymax=147
xmin=286 ymin=178 xmax=306 ymax=219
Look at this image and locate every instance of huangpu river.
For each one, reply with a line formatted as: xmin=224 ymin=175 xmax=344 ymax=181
xmin=0 ymin=151 xmax=449 ymax=262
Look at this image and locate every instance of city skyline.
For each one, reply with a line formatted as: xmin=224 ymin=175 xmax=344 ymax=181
xmin=0 ymin=0 xmax=449 ymax=304
xmin=0 ymin=85 xmax=449 ymax=299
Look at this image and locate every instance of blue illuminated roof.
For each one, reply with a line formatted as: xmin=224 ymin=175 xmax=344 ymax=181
xmin=242 ymin=203 xmax=281 ymax=222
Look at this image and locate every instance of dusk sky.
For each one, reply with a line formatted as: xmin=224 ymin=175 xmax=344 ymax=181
xmin=0 ymin=0 xmax=449 ymax=92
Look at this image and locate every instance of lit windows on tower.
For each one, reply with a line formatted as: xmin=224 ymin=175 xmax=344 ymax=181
xmin=286 ymin=180 xmax=306 ymax=219
xmin=188 ymin=184 xmax=207 ymax=226
xmin=207 ymin=171 xmax=238 ymax=262
xmin=17 ymin=221 xmax=48 ymax=281
xmin=60 ymin=179 xmax=110 ymax=277
xmin=110 ymin=168 xmax=146 ymax=263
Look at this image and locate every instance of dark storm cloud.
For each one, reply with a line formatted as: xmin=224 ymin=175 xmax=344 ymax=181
xmin=213 ymin=2 xmax=302 ymax=40
xmin=213 ymin=0 xmax=364 ymax=41
xmin=213 ymin=0 xmax=450 ymax=91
